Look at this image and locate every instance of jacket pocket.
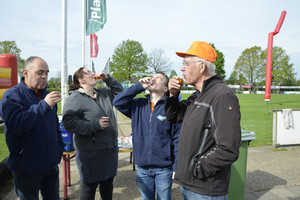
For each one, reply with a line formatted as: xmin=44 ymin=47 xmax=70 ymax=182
xmin=189 ymin=127 xmax=210 ymax=179
xmin=152 ymin=137 xmax=171 ymax=162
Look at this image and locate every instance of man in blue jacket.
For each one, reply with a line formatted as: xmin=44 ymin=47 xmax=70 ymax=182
xmin=113 ymin=72 xmax=181 ymax=200
xmin=0 ymin=56 xmax=64 ymax=200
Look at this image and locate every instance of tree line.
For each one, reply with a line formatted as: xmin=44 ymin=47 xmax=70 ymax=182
xmin=1 ymin=40 xmax=299 ymax=87
xmin=227 ymin=46 xmax=297 ymax=86
xmin=109 ymin=40 xmax=227 ymax=83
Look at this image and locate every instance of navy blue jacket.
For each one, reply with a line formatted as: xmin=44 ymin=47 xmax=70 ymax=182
xmin=0 ymin=78 xmax=64 ymax=175
xmin=113 ymin=82 xmax=181 ymax=170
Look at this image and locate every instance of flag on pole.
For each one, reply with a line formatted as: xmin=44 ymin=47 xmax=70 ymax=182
xmin=102 ymin=57 xmax=110 ymax=74
xmin=92 ymin=61 xmax=96 ymax=73
xmin=90 ymin=33 xmax=99 ymax=58
xmin=86 ymin=0 xmax=107 ymax=36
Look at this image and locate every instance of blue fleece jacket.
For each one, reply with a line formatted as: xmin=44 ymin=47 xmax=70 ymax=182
xmin=113 ymin=82 xmax=181 ymax=171
xmin=0 ymin=78 xmax=64 ymax=175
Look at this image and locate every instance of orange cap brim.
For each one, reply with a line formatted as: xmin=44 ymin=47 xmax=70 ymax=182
xmin=176 ymin=52 xmax=197 ymax=58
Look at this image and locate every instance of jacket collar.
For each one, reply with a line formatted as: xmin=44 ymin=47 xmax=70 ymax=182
xmin=78 ymin=88 xmax=97 ymax=98
xmin=145 ymin=93 xmax=166 ymax=102
xmin=202 ymin=74 xmax=223 ymax=92
xmin=20 ymin=77 xmax=47 ymax=95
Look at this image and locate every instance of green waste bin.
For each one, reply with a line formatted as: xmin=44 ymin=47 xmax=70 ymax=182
xmin=228 ymin=130 xmax=256 ymax=200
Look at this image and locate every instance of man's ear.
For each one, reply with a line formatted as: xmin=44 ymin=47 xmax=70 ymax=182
xmin=163 ymin=86 xmax=168 ymax=93
xmin=23 ymin=69 xmax=28 ymax=77
xmin=200 ymin=62 xmax=206 ymax=74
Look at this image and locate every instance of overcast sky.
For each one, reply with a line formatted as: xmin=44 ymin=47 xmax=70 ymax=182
xmin=1 ymin=0 xmax=299 ymax=81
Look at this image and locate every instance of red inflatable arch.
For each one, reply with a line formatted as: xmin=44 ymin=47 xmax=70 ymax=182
xmin=0 ymin=53 xmax=18 ymax=100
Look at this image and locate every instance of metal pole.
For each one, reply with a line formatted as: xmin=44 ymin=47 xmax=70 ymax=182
xmin=82 ymin=0 xmax=86 ymax=67
xmin=61 ymin=0 xmax=68 ymax=113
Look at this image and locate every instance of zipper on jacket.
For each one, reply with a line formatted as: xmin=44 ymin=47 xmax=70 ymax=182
xmin=149 ymin=112 xmax=152 ymax=138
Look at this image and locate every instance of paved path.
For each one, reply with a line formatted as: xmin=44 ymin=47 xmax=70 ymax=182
xmin=244 ymin=146 xmax=300 ymax=200
xmin=1 ymin=111 xmax=300 ymax=199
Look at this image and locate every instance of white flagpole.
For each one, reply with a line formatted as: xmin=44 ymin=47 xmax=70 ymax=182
xmin=61 ymin=0 xmax=68 ymax=113
xmin=82 ymin=0 xmax=86 ymax=68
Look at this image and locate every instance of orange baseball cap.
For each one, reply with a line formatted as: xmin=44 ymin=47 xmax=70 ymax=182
xmin=176 ymin=41 xmax=218 ymax=63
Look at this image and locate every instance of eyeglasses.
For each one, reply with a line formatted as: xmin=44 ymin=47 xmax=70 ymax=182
xmin=83 ymin=70 xmax=93 ymax=75
xmin=182 ymin=60 xmax=202 ymax=67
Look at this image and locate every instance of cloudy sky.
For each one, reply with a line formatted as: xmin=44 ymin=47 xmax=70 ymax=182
xmin=1 ymin=0 xmax=299 ymax=80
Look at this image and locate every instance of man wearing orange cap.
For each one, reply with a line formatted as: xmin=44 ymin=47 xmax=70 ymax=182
xmin=164 ymin=41 xmax=241 ymax=199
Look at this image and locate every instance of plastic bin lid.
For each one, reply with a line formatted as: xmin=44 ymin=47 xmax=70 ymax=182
xmin=241 ymin=129 xmax=256 ymax=141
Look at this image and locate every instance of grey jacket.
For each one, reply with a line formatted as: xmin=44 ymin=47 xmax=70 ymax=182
xmin=62 ymin=76 xmax=123 ymax=151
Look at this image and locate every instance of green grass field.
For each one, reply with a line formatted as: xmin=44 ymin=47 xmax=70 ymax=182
xmin=237 ymin=94 xmax=299 ymax=146
xmin=1 ymin=94 xmax=300 ymax=161
xmin=178 ymin=93 xmax=300 ymax=147
xmin=0 ymin=126 xmax=6 ymax=162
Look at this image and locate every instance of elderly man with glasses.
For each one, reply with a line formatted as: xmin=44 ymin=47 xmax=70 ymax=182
xmin=164 ymin=41 xmax=241 ymax=200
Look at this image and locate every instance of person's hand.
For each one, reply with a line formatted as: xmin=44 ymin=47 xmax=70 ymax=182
xmin=172 ymin=172 xmax=175 ymax=179
xmin=94 ymin=72 xmax=108 ymax=80
xmin=139 ymin=77 xmax=152 ymax=89
xmin=168 ymin=76 xmax=182 ymax=97
xmin=44 ymin=91 xmax=61 ymax=108
xmin=99 ymin=117 xmax=109 ymax=129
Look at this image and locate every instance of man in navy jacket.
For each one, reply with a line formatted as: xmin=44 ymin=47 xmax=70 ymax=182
xmin=0 ymin=56 xmax=64 ymax=200
xmin=113 ymin=72 xmax=181 ymax=200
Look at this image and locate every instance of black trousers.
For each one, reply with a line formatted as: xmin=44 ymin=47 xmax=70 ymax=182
xmin=80 ymin=177 xmax=114 ymax=200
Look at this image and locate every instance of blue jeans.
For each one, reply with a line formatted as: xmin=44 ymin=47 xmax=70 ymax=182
xmin=180 ymin=186 xmax=228 ymax=200
xmin=136 ymin=166 xmax=173 ymax=200
xmin=11 ymin=166 xmax=60 ymax=200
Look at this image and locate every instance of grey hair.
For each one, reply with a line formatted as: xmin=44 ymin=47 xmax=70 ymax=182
xmin=24 ymin=56 xmax=44 ymax=71
xmin=198 ymin=58 xmax=216 ymax=76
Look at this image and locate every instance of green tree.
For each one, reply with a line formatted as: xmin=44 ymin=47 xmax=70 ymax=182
xmin=226 ymin=71 xmax=239 ymax=85
xmin=48 ymin=77 xmax=56 ymax=88
xmin=210 ymin=43 xmax=226 ymax=79
xmin=47 ymin=77 xmax=61 ymax=88
xmin=234 ymin=46 xmax=264 ymax=84
xmin=0 ymin=41 xmax=25 ymax=78
xmin=110 ymin=40 xmax=149 ymax=83
xmin=169 ymin=69 xmax=177 ymax=79
xmin=148 ymin=48 xmax=171 ymax=74
xmin=261 ymin=46 xmax=296 ymax=86
xmin=226 ymin=71 xmax=247 ymax=85
xmin=55 ymin=77 xmax=61 ymax=88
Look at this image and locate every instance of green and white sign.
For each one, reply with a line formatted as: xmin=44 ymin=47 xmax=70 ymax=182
xmin=86 ymin=0 xmax=107 ymax=36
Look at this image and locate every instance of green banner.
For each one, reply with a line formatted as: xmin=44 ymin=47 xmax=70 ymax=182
xmin=86 ymin=0 xmax=107 ymax=36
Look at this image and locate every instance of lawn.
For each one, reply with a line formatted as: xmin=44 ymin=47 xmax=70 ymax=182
xmin=0 ymin=126 xmax=7 ymax=162
xmin=1 ymin=93 xmax=300 ymax=161
xmin=178 ymin=93 xmax=300 ymax=147
xmin=237 ymin=94 xmax=300 ymax=146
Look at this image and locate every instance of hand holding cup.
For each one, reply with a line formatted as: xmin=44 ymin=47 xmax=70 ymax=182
xmin=44 ymin=91 xmax=62 ymax=107
xmin=99 ymin=117 xmax=109 ymax=129
xmin=168 ymin=76 xmax=183 ymax=96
